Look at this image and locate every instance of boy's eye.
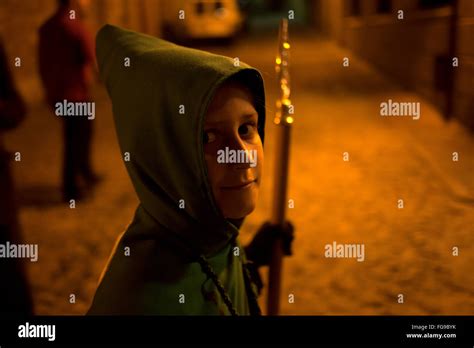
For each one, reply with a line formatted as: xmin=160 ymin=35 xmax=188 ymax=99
xmin=238 ymin=122 xmax=257 ymax=137
xmin=203 ymin=130 xmax=216 ymax=144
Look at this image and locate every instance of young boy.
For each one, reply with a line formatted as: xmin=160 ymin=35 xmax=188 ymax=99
xmin=87 ymin=25 xmax=293 ymax=315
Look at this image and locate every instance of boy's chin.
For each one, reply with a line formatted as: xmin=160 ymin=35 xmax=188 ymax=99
xmin=218 ymin=188 xmax=258 ymax=219
xmin=221 ymin=200 xmax=257 ymax=219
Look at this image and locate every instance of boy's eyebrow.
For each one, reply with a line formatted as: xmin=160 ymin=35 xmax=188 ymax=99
xmin=205 ymin=113 xmax=258 ymax=126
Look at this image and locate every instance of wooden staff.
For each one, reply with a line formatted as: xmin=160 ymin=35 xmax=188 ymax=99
xmin=267 ymin=18 xmax=294 ymax=316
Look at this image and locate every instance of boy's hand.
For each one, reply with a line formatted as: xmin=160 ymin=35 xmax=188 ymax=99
xmin=244 ymin=221 xmax=294 ymax=267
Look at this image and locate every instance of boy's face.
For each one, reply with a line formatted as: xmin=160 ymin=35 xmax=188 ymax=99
xmin=204 ymin=81 xmax=263 ymax=219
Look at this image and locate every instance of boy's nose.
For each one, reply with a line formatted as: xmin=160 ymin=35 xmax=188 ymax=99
xmin=226 ymin=134 xmax=246 ymax=151
xmin=226 ymin=136 xmax=255 ymax=170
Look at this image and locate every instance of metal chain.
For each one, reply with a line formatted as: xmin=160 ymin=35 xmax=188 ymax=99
xmin=163 ymin=229 xmax=260 ymax=316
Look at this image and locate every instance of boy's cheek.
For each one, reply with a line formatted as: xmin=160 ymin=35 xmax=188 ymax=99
xmin=203 ymin=141 xmax=220 ymax=157
xmin=250 ymin=142 xmax=264 ymax=168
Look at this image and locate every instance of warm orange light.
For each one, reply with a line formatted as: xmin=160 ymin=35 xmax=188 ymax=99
xmin=276 ymin=57 xmax=282 ymax=65
xmin=283 ymin=42 xmax=290 ymax=49
xmin=286 ymin=116 xmax=294 ymax=124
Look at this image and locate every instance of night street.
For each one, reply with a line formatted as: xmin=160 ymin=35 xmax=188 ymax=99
xmin=6 ymin=33 xmax=473 ymax=315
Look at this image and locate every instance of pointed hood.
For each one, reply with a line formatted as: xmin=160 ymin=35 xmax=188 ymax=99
xmin=96 ymin=25 xmax=266 ymax=258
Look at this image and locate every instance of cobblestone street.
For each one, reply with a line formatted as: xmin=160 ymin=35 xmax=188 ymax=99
xmin=6 ymin=34 xmax=473 ymax=315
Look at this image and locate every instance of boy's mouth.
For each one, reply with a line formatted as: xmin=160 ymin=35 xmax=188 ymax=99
xmin=221 ymin=179 xmax=257 ymax=190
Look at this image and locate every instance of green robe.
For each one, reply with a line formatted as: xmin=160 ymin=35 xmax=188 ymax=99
xmin=87 ymin=25 xmax=266 ymax=315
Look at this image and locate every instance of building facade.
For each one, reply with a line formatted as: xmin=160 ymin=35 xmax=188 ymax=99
xmin=314 ymin=0 xmax=473 ymax=129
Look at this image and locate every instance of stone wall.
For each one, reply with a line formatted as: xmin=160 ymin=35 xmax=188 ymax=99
xmin=315 ymin=0 xmax=473 ymax=130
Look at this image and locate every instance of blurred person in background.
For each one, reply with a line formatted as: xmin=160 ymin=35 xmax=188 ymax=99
xmin=0 ymin=38 xmax=34 ymax=316
xmin=38 ymin=0 xmax=100 ymax=202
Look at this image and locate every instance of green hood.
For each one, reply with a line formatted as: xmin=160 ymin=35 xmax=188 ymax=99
xmin=88 ymin=25 xmax=266 ymax=315
xmin=97 ymin=24 xmax=265 ymax=257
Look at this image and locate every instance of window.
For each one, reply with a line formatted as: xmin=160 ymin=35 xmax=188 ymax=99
xmin=195 ymin=1 xmax=205 ymax=15
xmin=215 ymin=1 xmax=224 ymax=11
xmin=419 ymin=0 xmax=453 ymax=9
xmin=347 ymin=0 xmax=361 ymax=16
xmin=376 ymin=0 xmax=392 ymax=14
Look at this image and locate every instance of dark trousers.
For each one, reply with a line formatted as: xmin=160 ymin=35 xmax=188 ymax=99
xmin=62 ymin=117 xmax=93 ymax=198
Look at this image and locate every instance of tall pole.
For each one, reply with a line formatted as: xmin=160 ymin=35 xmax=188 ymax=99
xmin=267 ymin=18 xmax=293 ymax=316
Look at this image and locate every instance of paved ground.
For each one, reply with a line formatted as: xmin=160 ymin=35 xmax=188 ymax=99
xmin=6 ymin=33 xmax=474 ymax=315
